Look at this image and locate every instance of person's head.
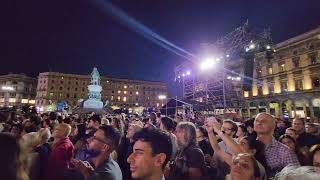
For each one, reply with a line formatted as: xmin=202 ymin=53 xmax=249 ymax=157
xmin=0 ymin=133 xmax=29 ymax=180
xmin=87 ymin=115 xmax=101 ymax=129
xmin=310 ymin=144 xmax=320 ymax=168
xmin=149 ymin=113 xmax=157 ymax=125
xmin=87 ymin=125 xmax=121 ymax=157
xmin=305 ymin=123 xmax=319 ymax=135
xmin=222 ymin=119 xmax=238 ymax=137
xmin=239 ymin=136 xmax=264 ymax=154
xmin=279 ymin=135 xmax=296 ymax=151
xmin=254 ymin=113 xmax=276 ymax=136
xmin=53 ymin=123 xmax=71 ymax=139
xmin=196 ymin=126 xmax=208 ymax=140
xmin=159 ymin=117 xmax=174 ymax=132
xmin=38 ymin=128 xmax=51 ymax=144
xmin=237 ymin=124 xmax=247 ymax=138
xmin=274 ymin=165 xmax=320 ymax=180
xmin=42 ymin=118 xmax=51 ymax=128
xmin=244 ymin=118 xmax=255 ymax=134
xmin=292 ymin=118 xmax=305 ymax=134
xmin=10 ymin=124 xmax=23 ymax=138
xmin=285 ymin=127 xmax=298 ymax=140
xmin=127 ymin=128 xmax=172 ymax=180
xmin=49 ymin=112 xmax=57 ymax=121
xmin=176 ymin=122 xmax=196 ymax=149
xmin=111 ymin=118 xmax=124 ymax=135
xmin=230 ymin=153 xmax=260 ymax=180
xmin=126 ymin=123 xmax=143 ymax=140
xmin=30 ymin=115 xmax=41 ymax=127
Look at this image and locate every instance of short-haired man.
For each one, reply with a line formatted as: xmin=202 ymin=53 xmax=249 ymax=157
xmin=74 ymin=125 xmax=122 ymax=180
xmin=118 ymin=123 xmax=143 ymax=180
xmin=292 ymin=118 xmax=319 ymax=148
xmin=169 ymin=122 xmax=205 ymax=179
xmin=127 ymin=128 xmax=172 ymax=180
xmin=46 ymin=123 xmax=74 ymax=180
xmin=254 ymin=113 xmax=299 ymax=178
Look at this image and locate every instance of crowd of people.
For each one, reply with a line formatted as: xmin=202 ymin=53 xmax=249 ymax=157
xmin=0 ymin=109 xmax=320 ymax=180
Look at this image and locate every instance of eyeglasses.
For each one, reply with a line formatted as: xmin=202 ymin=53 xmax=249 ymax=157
xmin=90 ymin=136 xmax=108 ymax=144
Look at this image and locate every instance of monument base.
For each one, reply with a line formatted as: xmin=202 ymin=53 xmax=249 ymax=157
xmin=83 ymin=99 xmax=103 ymax=109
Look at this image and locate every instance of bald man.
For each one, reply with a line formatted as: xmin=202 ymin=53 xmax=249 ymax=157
xmin=46 ymin=123 xmax=74 ymax=180
xmin=254 ymin=113 xmax=299 ymax=178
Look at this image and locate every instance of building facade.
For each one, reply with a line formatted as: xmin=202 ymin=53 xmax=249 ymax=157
xmin=36 ymin=72 xmax=168 ymax=111
xmin=242 ymin=27 xmax=320 ymax=118
xmin=0 ymin=74 xmax=37 ymax=107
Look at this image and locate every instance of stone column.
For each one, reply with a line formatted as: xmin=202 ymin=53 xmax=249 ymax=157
xmin=292 ymin=102 xmax=297 ymax=118
xmin=279 ymin=101 xmax=283 ymax=117
xmin=302 ymin=103 xmax=307 ymax=118
xmin=309 ymin=99 xmax=315 ymax=118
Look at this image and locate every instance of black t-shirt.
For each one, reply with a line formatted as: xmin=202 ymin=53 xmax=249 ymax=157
xmin=169 ymin=144 xmax=205 ymax=179
xmin=198 ymin=139 xmax=214 ymax=156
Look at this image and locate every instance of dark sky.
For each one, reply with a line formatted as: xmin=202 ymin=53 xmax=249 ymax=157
xmin=1 ymin=0 xmax=320 ymax=96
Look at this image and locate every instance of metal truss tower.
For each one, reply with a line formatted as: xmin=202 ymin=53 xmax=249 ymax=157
xmin=175 ymin=21 xmax=273 ymax=110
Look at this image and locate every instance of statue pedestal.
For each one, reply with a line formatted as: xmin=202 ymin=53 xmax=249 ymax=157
xmin=83 ymin=99 xmax=104 ymax=109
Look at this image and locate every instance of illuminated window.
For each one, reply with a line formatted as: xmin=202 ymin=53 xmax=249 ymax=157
xmin=21 ymin=99 xmax=29 ymax=104
xmin=111 ymin=96 xmax=114 ymax=100
xmin=9 ymin=98 xmax=16 ymax=103
xmin=135 ymin=91 xmax=139 ymax=95
xmin=268 ymin=67 xmax=273 ymax=75
xmin=61 ymin=77 xmax=64 ymax=79
xmin=0 ymin=98 xmax=4 ymax=103
xmin=29 ymin=100 xmax=35 ymax=104
xmin=124 ymin=91 xmax=127 ymax=94
xmin=107 ymin=80 xmax=109 ymax=83
xmin=124 ymin=85 xmax=127 ymax=89
xmin=118 ymin=90 xmax=121 ymax=94
xmin=50 ymin=93 xmax=54 ymax=96
xmin=156 ymin=103 xmax=159 ymax=107
xmin=118 ymin=96 xmax=121 ymax=101
xmin=123 ymin=97 xmax=127 ymax=102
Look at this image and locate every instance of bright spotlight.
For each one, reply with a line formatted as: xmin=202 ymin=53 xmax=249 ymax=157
xmin=200 ymin=58 xmax=215 ymax=70
xmin=249 ymin=43 xmax=255 ymax=50
xmin=236 ymin=77 xmax=241 ymax=81
xmin=182 ymin=73 xmax=185 ymax=77
xmin=227 ymin=76 xmax=232 ymax=79
xmin=177 ymin=75 xmax=181 ymax=79
xmin=186 ymin=71 xmax=191 ymax=75
xmin=226 ymin=54 xmax=230 ymax=58
xmin=266 ymin=45 xmax=271 ymax=50
xmin=216 ymin=58 xmax=220 ymax=61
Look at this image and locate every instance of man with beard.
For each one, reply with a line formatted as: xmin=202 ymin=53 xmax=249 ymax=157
xmin=167 ymin=122 xmax=206 ymax=180
xmin=73 ymin=125 xmax=122 ymax=180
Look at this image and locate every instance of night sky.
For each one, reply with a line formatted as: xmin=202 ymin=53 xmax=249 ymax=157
xmin=1 ymin=0 xmax=320 ymax=96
